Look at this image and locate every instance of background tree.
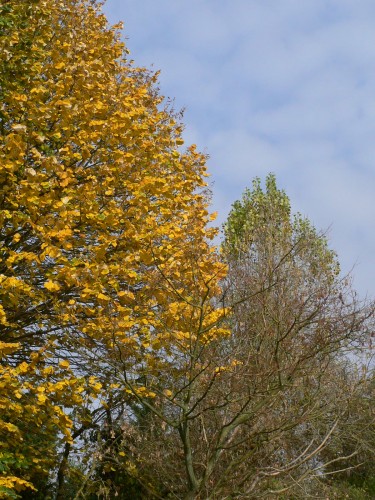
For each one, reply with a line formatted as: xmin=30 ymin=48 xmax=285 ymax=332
xmin=213 ymin=174 xmax=374 ymax=498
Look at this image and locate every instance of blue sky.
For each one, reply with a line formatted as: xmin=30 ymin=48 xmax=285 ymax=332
xmin=104 ymin=0 xmax=374 ymax=297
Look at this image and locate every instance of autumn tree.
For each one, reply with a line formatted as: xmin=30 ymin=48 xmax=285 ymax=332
xmin=212 ymin=174 xmax=374 ymax=497
xmin=0 ymin=0 xmax=226 ymax=497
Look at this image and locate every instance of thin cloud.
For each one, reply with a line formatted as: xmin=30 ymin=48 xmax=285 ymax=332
xmin=104 ymin=0 xmax=375 ymax=297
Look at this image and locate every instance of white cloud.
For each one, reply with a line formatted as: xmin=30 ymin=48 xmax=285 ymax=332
xmin=104 ymin=0 xmax=375 ymax=297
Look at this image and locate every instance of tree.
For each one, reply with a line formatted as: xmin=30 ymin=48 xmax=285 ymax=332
xmin=0 ymin=0 xmax=226 ymax=497
xmin=213 ymin=174 xmax=374 ymax=497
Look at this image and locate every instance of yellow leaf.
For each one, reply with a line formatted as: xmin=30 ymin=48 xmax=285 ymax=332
xmin=0 ymin=306 xmax=8 ymax=326
xmin=37 ymin=393 xmax=47 ymax=404
xmin=18 ymin=362 xmax=29 ymax=374
xmin=44 ymin=280 xmax=61 ymax=292
xmin=97 ymin=292 xmax=110 ymax=301
xmin=60 ymin=177 xmax=71 ymax=187
xmin=55 ymin=99 xmax=72 ymax=108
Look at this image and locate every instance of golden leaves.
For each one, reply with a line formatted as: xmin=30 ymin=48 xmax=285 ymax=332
xmin=40 ymin=244 xmax=60 ymax=260
xmin=97 ymin=292 xmax=110 ymax=301
xmin=55 ymin=99 xmax=71 ymax=108
xmin=0 ymin=343 xmax=87 ymax=492
xmin=12 ymin=94 xmax=27 ymax=102
xmin=44 ymin=280 xmax=61 ymax=292
xmin=37 ymin=393 xmax=47 ymax=404
xmin=0 ymin=306 xmax=8 ymax=326
xmin=0 ymin=342 xmax=20 ymax=357
xmin=0 ymin=477 xmax=36 ymax=494
xmin=59 ymin=359 xmax=70 ymax=369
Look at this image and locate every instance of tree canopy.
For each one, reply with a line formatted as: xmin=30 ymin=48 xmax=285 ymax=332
xmin=0 ymin=0 xmax=226 ymax=496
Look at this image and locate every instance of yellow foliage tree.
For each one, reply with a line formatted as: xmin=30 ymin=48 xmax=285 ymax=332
xmin=0 ymin=0 xmax=227 ymax=496
xmin=0 ymin=341 xmax=102 ymax=498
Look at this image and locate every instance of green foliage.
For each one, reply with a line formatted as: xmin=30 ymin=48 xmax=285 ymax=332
xmin=218 ymin=174 xmax=373 ymax=498
xmin=223 ymin=173 xmax=291 ymax=255
xmin=223 ymin=172 xmax=340 ymax=283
